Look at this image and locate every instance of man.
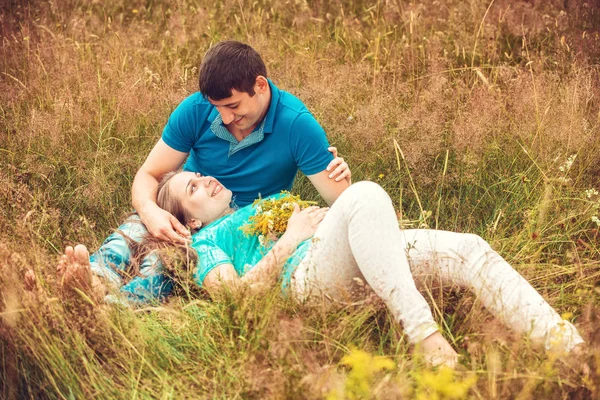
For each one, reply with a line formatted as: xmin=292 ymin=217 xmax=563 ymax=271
xmin=88 ymin=41 xmax=351 ymax=304
xmin=133 ymin=40 xmax=350 ymax=242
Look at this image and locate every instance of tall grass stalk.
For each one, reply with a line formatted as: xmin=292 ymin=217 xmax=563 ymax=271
xmin=1 ymin=0 xmax=600 ymax=398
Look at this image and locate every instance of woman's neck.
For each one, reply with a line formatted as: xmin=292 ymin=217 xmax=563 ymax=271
xmin=210 ymin=207 xmax=235 ymax=224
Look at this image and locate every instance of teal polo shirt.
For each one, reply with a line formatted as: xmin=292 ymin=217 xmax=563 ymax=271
xmin=161 ymin=81 xmax=333 ymax=206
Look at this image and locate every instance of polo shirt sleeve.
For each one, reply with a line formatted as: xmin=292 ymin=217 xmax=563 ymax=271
xmin=288 ymin=112 xmax=334 ymax=176
xmin=162 ymin=94 xmax=203 ymax=153
xmin=192 ymin=239 xmax=232 ymax=287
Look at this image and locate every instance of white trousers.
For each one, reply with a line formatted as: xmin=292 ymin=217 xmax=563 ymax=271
xmin=292 ymin=181 xmax=584 ymax=351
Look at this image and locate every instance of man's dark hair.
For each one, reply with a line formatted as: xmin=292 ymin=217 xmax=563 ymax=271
xmin=199 ymin=41 xmax=268 ymax=100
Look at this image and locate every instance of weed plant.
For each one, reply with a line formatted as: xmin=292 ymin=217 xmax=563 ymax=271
xmin=1 ymin=0 xmax=600 ymax=398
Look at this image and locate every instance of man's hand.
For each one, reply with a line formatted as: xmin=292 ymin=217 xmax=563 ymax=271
xmin=131 ymin=139 xmax=190 ymax=242
xmin=327 ymin=146 xmax=352 ymax=185
xmin=140 ymin=204 xmax=190 ymax=243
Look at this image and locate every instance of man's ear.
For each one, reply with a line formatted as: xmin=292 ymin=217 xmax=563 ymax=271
xmin=255 ymin=76 xmax=268 ymax=93
xmin=188 ymin=219 xmax=203 ymax=231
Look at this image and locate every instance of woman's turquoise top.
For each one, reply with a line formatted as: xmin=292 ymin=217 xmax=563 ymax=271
xmin=191 ymin=194 xmax=311 ymax=289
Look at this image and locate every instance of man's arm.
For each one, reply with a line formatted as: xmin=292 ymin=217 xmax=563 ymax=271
xmin=288 ymin=112 xmax=351 ymax=205
xmin=307 ymin=170 xmax=350 ymax=206
xmin=132 ymin=138 xmax=190 ymax=242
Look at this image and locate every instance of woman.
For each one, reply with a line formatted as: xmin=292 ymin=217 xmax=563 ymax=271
xmin=84 ymin=149 xmax=351 ymax=305
xmin=156 ymin=171 xmax=585 ymax=367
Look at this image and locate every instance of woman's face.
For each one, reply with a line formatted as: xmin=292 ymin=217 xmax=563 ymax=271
xmin=169 ymin=172 xmax=232 ymax=226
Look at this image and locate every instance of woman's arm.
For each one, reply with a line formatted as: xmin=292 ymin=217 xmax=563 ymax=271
xmin=203 ymin=234 xmax=300 ymax=295
xmin=203 ymin=205 xmax=328 ymax=296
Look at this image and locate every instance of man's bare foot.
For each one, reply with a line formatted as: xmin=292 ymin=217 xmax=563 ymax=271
xmin=22 ymin=269 xmax=48 ymax=305
xmin=24 ymin=269 xmax=37 ymax=292
xmin=57 ymin=244 xmax=106 ymax=302
xmin=416 ymin=331 xmax=459 ymax=368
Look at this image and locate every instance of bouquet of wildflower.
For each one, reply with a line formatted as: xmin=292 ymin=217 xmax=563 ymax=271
xmin=240 ymin=191 xmax=317 ymax=246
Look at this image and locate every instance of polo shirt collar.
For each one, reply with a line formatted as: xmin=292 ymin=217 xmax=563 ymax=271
xmin=263 ymin=79 xmax=279 ymax=133
xmin=207 ymin=106 xmax=219 ymax=122
xmin=210 ymin=115 xmax=266 ymax=157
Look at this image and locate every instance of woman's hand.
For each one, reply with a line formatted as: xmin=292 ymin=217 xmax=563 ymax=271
xmin=281 ymin=204 xmax=328 ymax=246
xmin=327 ymin=146 xmax=352 ymax=184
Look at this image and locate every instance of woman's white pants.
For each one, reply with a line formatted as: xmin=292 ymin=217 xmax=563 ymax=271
xmin=292 ymin=181 xmax=583 ymax=352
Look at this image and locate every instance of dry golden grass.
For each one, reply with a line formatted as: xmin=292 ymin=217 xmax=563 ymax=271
xmin=2 ymin=0 xmax=600 ymax=398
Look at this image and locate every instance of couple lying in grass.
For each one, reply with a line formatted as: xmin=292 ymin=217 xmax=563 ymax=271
xmin=56 ymin=171 xmax=585 ymax=368
xmin=52 ymin=39 xmax=584 ymax=368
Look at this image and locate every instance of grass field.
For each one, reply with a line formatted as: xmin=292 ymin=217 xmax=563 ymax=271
xmin=1 ymin=0 xmax=600 ymax=398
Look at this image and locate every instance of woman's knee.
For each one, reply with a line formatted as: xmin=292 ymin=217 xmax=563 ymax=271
xmin=343 ymin=181 xmax=391 ymax=207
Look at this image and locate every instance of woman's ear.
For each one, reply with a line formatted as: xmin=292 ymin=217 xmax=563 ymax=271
xmin=188 ymin=219 xmax=203 ymax=231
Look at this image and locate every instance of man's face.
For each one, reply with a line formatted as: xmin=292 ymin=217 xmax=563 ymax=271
xmin=209 ymin=77 xmax=270 ymax=134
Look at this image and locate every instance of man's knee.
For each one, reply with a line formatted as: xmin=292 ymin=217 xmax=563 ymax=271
xmin=117 ymin=214 xmax=148 ymax=242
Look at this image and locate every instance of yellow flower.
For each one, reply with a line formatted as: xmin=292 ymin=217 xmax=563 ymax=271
xmin=414 ymin=366 xmax=477 ymax=400
xmin=330 ymin=348 xmax=394 ymax=399
xmin=241 ymin=191 xmax=316 ymax=240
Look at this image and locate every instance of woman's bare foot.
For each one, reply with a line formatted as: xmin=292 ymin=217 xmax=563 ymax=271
xmin=416 ymin=331 xmax=459 ymax=368
xmin=57 ymin=244 xmax=106 ymax=302
xmin=559 ymin=343 xmax=591 ymax=377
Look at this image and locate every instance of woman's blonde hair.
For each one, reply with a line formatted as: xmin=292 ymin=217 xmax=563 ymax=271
xmin=130 ymin=171 xmax=199 ymax=286
xmin=156 ymin=171 xmax=190 ymax=226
